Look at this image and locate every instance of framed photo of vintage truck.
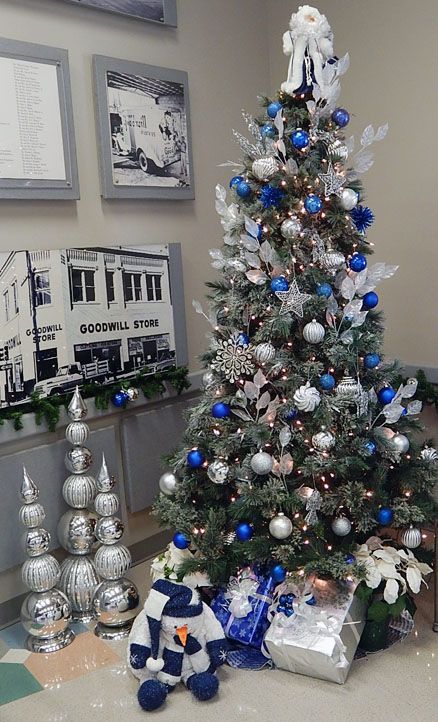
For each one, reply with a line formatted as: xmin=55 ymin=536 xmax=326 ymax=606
xmin=59 ymin=1 xmax=177 ymax=27
xmin=0 ymin=244 xmax=187 ymax=407
xmin=93 ymin=55 xmax=194 ymax=199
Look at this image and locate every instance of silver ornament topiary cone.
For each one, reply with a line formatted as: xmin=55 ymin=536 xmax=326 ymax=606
xmin=58 ymin=387 xmax=99 ymax=621
xmin=19 ymin=467 xmax=74 ymax=653
xmin=92 ymin=454 xmax=139 ymax=639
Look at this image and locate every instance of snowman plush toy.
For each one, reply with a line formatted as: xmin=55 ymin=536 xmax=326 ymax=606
xmin=128 ymin=578 xmax=227 ymax=711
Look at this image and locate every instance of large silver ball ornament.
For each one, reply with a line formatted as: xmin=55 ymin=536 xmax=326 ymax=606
xmin=331 ymin=516 xmax=352 ymax=536
xmin=62 ymin=474 xmax=96 ymax=508
xmin=421 ymin=447 xmax=438 ymax=463
xmin=207 ymin=459 xmax=229 ymax=484
xmin=269 ymin=513 xmax=293 ymax=539
xmin=159 ymin=471 xmax=178 ymax=496
xmin=22 ymin=527 xmax=51 ymax=557
xmin=19 ymin=502 xmax=46 ymax=529
xmin=95 ymin=516 xmax=124 ymax=545
xmin=22 ymin=554 xmax=61 ymax=592
xmin=390 ymin=433 xmax=410 ymax=454
xmin=250 ymin=451 xmax=274 ymax=475
xmin=94 ymin=544 xmax=132 ymax=580
xmin=312 ymin=430 xmax=335 ymax=452
xmin=340 ymin=188 xmax=358 ymax=211
xmin=303 ymin=319 xmax=325 ymax=344
xmin=254 ymin=342 xmax=276 ymax=364
xmin=59 ymin=556 xmax=99 ymax=620
xmin=57 ymin=509 xmax=97 ymax=555
xmin=401 ymin=526 xmax=422 ymax=549
xmin=95 ymin=492 xmax=120 ymax=517
xmin=252 ymin=156 xmax=279 ymax=180
xmin=65 ymin=421 xmax=89 ymax=447
xmin=93 ymin=578 xmax=140 ymax=638
xmin=280 ymin=216 xmax=301 ymax=240
xmin=21 ymin=588 xmax=72 ymax=647
xmin=64 ymin=446 xmax=93 ymax=474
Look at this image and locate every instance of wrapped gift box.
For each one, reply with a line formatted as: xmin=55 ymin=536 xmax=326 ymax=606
xmin=264 ymin=580 xmax=366 ymax=684
xmin=211 ymin=570 xmax=274 ymax=649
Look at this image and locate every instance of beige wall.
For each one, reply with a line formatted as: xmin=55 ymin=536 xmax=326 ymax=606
xmin=267 ymin=0 xmax=438 ymax=369
xmin=0 ymin=0 xmax=269 ymax=375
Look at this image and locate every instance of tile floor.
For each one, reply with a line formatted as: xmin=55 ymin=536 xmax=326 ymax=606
xmin=0 ymin=558 xmax=437 ymax=722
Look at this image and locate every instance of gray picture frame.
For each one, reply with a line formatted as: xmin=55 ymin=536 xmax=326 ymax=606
xmin=93 ymin=54 xmax=195 ymax=200
xmin=0 ymin=37 xmax=79 ymax=200
xmin=59 ymin=1 xmax=177 ymax=27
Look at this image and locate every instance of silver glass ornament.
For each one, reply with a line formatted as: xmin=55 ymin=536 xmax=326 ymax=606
xmin=207 ymin=459 xmax=229 ymax=484
xmin=92 ymin=578 xmax=140 ymax=639
xmin=94 ymin=545 xmax=132 ymax=581
xmin=159 ymin=471 xmax=178 ymax=496
xmin=250 ymin=451 xmax=274 ymax=475
xmin=19 ymin=502 xmax=46 ymax=529
xmin=95 ymin=516 xmax=124 ymax=545
xmin=202 ymin=370 xmax=215 ymax=389
xmin=59 ymin=556 xmax=100 ymax=622
xmin=269 ymin=513 xmax=293 ymax=539
xmin=95 ymin=454 xmax=115 ymax=492
xmin=65 ymin=421 xmax=90 ymax=447
xmin=303 ymin=319 xmax=325 ymax=344
xmin=320 ymin=251 xmax=345 ymax=272
xmin=252 ymin=156 xmax=279 ymax=180
xmin=253 ymin=342 xmax=276 ymax=364
xmin=331 ymin=516 xmax=352 ymax=536
xmin=401 ymin=526 xmax=422 ymax=549
xmin=57 ymin=509 xmax=97 ymax=555
xmin=62 ymin=474 xmax=96 ymax=509
xmin=19 ymin=468 xmax=74 ymax=652
xmin=390 ymin=433 xmax=410 ymax=454
xmin=65 ymin=446 xmax=93 ymax=474
xmin=328 ymin=139 xmax=349 ymax=161
xmin=312 ymin=430 xmax=335 ymax=452
xmin=126 ymin=387 xmax=139 ymax=401
xmin=280 ymin=216 xmax=301 ymax=239
xmin=421 ymin=447 xmax=438 ymax=463
xmin=95 ymin=491 xmax=120 ymax=517
xmin=68 ymin=386 xmax=88 ymax=420
xmin=340 ymin=188 xmax=358 ymax=211
xmin=335 ymin=376 xmax=359 ymax=400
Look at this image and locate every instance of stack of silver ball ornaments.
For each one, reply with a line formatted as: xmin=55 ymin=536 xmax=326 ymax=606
xmin=58 ymin=387 xmax=99 ymax=622
xmin=19 ymin=468 xmax=74 ymax=653
xmin=92 ymin=456 xmax=139 ymax=639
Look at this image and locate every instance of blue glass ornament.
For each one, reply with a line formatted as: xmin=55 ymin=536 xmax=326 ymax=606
xmin=211 ymin=402 xmax=231 ymax=419
xmin=112 ymin=390 xmax=129 ymax=407
xmin=260 ymin=123 xmax=276 ymax=139
xmin=229 ymin=175 xmax=244 ymax=189
xmin=257 ymin=224 xmax=263 ymax=240
xmin=286 ymin=593 xmax=296 ymax=603
xmin=402 ymin=407 xmax=408 ymax=416
xmin=285 ymin=608 xmax=295 ymax=617
xmin=364 ymin=353 xmax=380 ymax=369
xmin=364 ymin=440 xmax=377 ymax=455
xmin=349 ymin=253 xmax=367 ymax=272
xmin=277 ymin=605 xmax=286 ymax=614
xmin=187 ymin=449 xmax=205 ymax=468
xmin=173 ymin=531 xmax=190 ymax=549
xmin=316 ymin=283 xmax=332 ymax=298
xmin=350 ymin=205 xmax=375 ymax=233
xmin=235 ymin=522 xmax=253 ymax=542
xmin=345 ymin=553 xmax=356 ymax=564
xmin=270 ymin=276 xmax=289 ymax=292
xmin=320 ymin=373 xmax=336 ymax=391
xmin=377 ymin=386 xmax=396 ymax=405
xmin=285 ymin=408 xmax=298 ymax=421
xmin=331 ymin=107 xmax=350 ymax=127
xmin=377 ymin=507 xmax=394 ymax=526
xmin=279 ymin=595 xmax=288 ymax=606
xmin=267 ymin=101 xmax=282 ymax=118
xmin=236 ymin=180 xmax=251 ymax=199
xmin=260 ymin=185 xmax=284 ymax=208
xmin=237 ymin=332 xmax=250 ymax=346
xmin=306 ymin=595 xmax=317 ymax=606
xmin=271 ymin=564 xmax=286 ymax=583
xmin=304 ymin=194 xmax=322 ymax=214
xmin=291 ymin=129 xmax=310 ymax=149
xmin=362 ymin=291 xmax=379 ymax=310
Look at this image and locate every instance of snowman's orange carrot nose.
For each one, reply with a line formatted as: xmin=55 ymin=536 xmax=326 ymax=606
xmin=175 ymin=625 xmax=188 ymax=646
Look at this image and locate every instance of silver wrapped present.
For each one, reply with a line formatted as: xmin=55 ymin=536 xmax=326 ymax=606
xmin=264 ymin=579 xmax=366 ymax=684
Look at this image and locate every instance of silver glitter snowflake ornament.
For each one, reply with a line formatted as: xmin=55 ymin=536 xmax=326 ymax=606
xmin=275 ymin=279 xmax=311 ymax=317
xmin=211 ymin=332 xmax=255 ymax=383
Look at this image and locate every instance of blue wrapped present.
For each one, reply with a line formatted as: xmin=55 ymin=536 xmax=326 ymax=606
xmin=211 ymin=569 xmax=274 ymax=649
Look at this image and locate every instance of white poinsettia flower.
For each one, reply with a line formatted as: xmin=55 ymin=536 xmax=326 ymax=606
xmin=397 ymin=549 xmax=433 ymax=595
xmin=383 ymin=578 xmax=401 ymax=604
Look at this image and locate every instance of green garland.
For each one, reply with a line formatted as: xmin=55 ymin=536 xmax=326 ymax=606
xmin=0 ymin=365 xmax=190 ymax=434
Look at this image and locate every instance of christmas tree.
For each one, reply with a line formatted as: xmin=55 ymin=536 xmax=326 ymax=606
xmin=154 ymin=5 xmax=436 ymax=587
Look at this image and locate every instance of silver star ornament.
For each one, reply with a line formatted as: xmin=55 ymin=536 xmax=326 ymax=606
xmin=318 ymin=163 xmax=345 ymax=198
xmin=275 ymin=279 xmax=311 ymax=317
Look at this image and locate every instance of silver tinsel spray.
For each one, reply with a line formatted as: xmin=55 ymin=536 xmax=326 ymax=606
xmin=57 ymin=387 xmax=99 ymax=621
xmin=92 ymin=455 xmax=139 ymax=639
xmin=19 ymin=468 xmax=74 ymax=652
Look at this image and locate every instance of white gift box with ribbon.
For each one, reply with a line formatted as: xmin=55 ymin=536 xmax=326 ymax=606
xmin=264 ymin=580 xmax=366 ymax=684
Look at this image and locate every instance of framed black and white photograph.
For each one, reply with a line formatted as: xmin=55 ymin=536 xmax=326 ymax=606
xmin=0 ymin=37 xmax=79 ymax=200
xmin=93 ymin=55 xmax=194 ymax=200
xmin=59 ymin=1 xmax=177 ymax=26
xmin=0 ymin=244 xmax=187 ymax=407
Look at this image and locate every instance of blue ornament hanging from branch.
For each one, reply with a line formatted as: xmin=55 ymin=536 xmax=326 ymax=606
xmin=260 ymin=185 xmax=285 ymax=209
xmin=350 ymin=205 xmax=375 ymax=233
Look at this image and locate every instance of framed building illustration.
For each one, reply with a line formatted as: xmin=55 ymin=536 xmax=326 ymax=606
xmin=0 ymin=37 xmax=79 ymax=200
xmin=59 ymin=1 xmax=178 ymax=27
xmin=93 ymin=55 xmax=194 ymax=200
xmin=0 ymin=244 xmax=187 ymax=406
